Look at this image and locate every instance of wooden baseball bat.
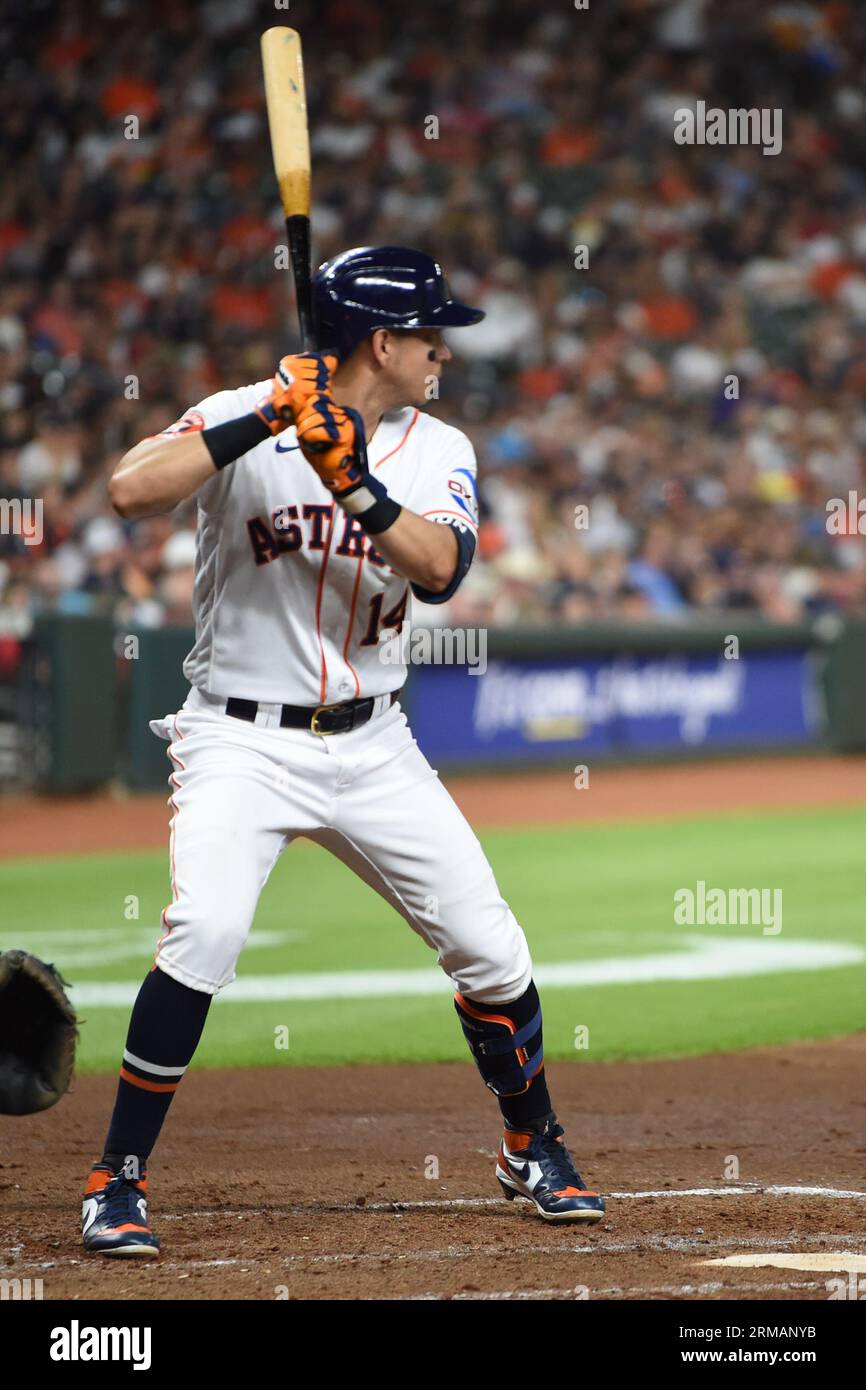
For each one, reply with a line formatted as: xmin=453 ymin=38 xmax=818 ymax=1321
xmin=260 ymin=26 xmax=314 ymax=349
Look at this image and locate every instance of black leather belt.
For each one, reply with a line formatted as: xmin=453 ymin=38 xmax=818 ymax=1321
xmin=225 ymin=690 xmax=399 ymax=736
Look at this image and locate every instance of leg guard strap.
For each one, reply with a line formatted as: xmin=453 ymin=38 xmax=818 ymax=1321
xmin=454 ymin=985 xmax=545 ymax=1098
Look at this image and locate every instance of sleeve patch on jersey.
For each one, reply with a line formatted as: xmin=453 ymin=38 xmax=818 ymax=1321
xmin=424 ymin=509 xmax=478 ymax=533
xmin=448 ymin=468 xmax=479 ymax=523
xmin=160 ymin=409 xmax=206 ymax=437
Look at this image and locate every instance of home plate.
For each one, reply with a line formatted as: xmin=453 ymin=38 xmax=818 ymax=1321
xmin=700 ymin=1254 xmax=866 ymax=1273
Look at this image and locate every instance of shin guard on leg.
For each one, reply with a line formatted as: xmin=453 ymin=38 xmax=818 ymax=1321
xmin=454 ymin=980 xmax=545 ymax=1097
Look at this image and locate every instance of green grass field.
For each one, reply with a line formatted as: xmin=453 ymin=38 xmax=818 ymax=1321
xmin=2 ymin=804 xmax=864 ymax=1072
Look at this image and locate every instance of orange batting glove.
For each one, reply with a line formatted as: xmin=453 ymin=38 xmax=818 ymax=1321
xmin=294 ymin=393 xmax=368 ymax=498
xmin=295 ymin=394 xmax=403 ymax=532
xmin=254 ymin=353 xmax=338 ymax=435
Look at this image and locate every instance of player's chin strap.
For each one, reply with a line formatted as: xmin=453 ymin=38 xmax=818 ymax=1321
xmin=454 ymin=982 xmax=544 ymax=1097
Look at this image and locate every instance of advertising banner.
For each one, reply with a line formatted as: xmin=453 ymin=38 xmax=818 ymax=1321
xmin=408 ymin=648 xmax=820 ymax=766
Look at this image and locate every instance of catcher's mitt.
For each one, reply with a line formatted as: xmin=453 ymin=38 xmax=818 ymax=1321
xmin=0 ymin=950 xmax=78 ymax=1115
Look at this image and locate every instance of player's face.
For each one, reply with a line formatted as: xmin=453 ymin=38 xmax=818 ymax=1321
xmin=385 ymin=328 xmax=452 ymax=405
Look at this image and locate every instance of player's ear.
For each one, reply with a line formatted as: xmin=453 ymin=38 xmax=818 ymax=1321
xmin=368 ymin=328 xmax=393 ymax=367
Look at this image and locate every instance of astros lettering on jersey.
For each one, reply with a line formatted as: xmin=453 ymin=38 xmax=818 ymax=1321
xmin=162 ymin=386 xmax=479 ymax=705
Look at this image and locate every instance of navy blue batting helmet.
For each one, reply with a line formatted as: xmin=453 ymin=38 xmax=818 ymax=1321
xmin=312 ymin=246 xmax=485 ymax=359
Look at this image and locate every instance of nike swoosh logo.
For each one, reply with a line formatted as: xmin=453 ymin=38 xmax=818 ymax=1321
xmin=81 ymin=1197 xmax=100 ymax=1235
xmin=274 ymin=442 xmax=301 ymax=453
xmin=502 ymin=1154 xmax=545 ymax=1189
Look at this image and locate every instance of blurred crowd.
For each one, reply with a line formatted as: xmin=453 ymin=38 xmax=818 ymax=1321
xmin=3 ymin=0 xmax=866 ymax=644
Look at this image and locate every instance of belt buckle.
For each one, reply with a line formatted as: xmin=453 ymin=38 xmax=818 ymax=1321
xmin=310 ymin=701 xmax=343 ymax=736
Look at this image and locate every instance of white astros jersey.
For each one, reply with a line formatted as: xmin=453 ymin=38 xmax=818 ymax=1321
xmin=148 ymin=377 xmax=532 ymax=1013
xmin=161 ymin=381 xmax=479 ymax=705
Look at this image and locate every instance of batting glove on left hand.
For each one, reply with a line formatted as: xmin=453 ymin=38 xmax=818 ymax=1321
xmin=295 ymin=395 xmax=403 ymax=533
xmin=254 ymin=353 xmax=338 ymax=435
xmin=294 ymin=394 xmax=369 ymax=499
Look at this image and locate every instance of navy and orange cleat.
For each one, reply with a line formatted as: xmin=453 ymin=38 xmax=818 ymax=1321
xmin=496 ymin=1121 xmax=606 ymax=1223
xmin=81 ymin=1164 xmax=160 ymax=1258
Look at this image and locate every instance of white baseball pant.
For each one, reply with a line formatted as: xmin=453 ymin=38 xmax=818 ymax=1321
xmin=149 ymin=687 xmax=533 ymax=1003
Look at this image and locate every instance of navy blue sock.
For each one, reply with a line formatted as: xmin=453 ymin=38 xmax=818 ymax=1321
xmin=101 ymin=966 xmax=212 ymax=1170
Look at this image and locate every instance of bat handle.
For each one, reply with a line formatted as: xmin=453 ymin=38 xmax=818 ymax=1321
xmin=286 ymin=214 xmax=315 ymax=350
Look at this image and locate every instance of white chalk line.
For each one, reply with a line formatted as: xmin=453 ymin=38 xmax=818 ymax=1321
xmin=614 ymin=1184 xmax=866 ymax=1201
xmin=152 ymin=1182 xmax=866 ymax=1219
xmin=406 ymin=1281 xmax=827 ymax=1301
xmin=6 ymin=1231 xmax=866 ymax=1277
xmin=0 ymin=1261 xmax=836 ymax=1301
xmin=66 ymin=935 xmax=866 ymax=1007
xmin=7 ymin=1187 xmax=861 ymax=1276
xmin=261 ymin=1232 xmax=866 ymax=1267
xmin=1 ymin=1260 xmax=826 ymax=1302
xmin=418 ymin=1286 xmax=594 ymax=1301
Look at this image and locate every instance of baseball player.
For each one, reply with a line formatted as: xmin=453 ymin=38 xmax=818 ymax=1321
xmin=81 ymin=246 xmax=605 ymax=1257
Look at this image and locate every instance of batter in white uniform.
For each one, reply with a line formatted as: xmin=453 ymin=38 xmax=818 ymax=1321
xmin=81 ymin=247 xmax=605 ymax=1257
